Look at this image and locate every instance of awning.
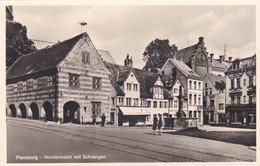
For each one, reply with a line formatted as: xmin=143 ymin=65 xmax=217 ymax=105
xmin=118 ymin=106 xmax=150 ymax=115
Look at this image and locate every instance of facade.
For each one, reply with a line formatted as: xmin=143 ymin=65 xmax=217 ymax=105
xmin=161 ymin=57 xmax=203 ymax=124
xmin=225 ymin=54 xmax=256 ymax=126
xmin=105 ymin=55 xmax=172 ymax=126
xmin=203 ymin=74 xmax=226 ymax=124
xmin=6 ymin=33 xmax=111 ymax=124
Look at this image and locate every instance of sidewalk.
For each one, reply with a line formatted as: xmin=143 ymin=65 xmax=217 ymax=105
xmin=199 ymin=125 xmax=256 ymax=132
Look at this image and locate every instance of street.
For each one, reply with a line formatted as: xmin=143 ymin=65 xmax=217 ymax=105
xmin=6 ymin=117 xmax=256 ymax=163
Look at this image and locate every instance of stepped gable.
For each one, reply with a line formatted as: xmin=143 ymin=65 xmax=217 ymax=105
xmin=7 ymin=33 xmax=86 ymax=80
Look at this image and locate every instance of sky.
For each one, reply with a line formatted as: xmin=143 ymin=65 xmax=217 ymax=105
xmin=13 ymin=5 xmax=256 ymax=69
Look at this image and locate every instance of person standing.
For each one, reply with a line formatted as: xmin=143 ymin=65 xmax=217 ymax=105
xmin=158 ymin=114 xmax=163 ymax=135
xmin=152 ymin=114 xmax=158 ymax=135
xmin=92 ymin=114 xmax=97 ymax=126
xmin=101 ymin=113 xmax=106 ymax=127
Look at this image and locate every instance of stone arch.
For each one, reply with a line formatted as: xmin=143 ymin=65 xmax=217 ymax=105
xmin=9 ymin=104 xmax=16 ymax=117
xmin=19 ymin=103 xmax=27 ymax=118
xmin=30 ymin=103 xmax=39 ymax=120
xmin=43 ymin=102 xmax=53 ymax=121
xmin=63 ymin=101 xmax=80 ymax=123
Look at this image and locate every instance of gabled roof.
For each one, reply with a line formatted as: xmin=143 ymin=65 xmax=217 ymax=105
xmin=226 ymin=54 xmax=256 ymax=72
xmin=174 ymin=44 xmax=198 ymax=64
xmin=98 ymin=50 xmax=117 ymax=64
xmin=168 ymin=58 xmax=202 ymax=80
xmin=7 ymin=33 xmax=86 ymax=80
xmin=206 ymin=74 xmax=226 ymax=90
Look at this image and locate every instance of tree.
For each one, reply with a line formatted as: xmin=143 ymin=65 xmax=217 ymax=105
xmin=6 ymin=21 xmax=36 ymax=69
xmin=143 ymin=38 xmax=177 ymax=72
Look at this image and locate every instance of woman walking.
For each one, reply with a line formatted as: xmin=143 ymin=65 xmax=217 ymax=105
xmin=152 ymin=114 xmax=158 ymax=135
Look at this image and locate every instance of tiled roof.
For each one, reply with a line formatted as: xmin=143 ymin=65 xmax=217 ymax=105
xmin=97 ymin=50 xmax=116 ymax=64
xmin=226 ymin=54 xmax=256 ymax=72
xmin=174 ymin=44 xmax=198 ymax=64
xmin=169 ymin=58 xmax=202 ymax=80
xmin=31 ymin=39 xmax=56 ymax=50
xmin=212 ymin=59 xmax=229 ymax=69
xmin=207 ymin=74 xmax=226 ymax=90
xmin=7 ymin=33 xmax=86 ymax=80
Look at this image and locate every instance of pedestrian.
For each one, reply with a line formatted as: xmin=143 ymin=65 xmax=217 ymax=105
xmin=152 ymin=114 xmax=158 ymax=135
xmin=158 ymin=114 xmax=163 ymax=135
xmin=92 ymin=114 xmax=97 ymax=126
xmin=101 ymin=113 xmax=106 ymax=127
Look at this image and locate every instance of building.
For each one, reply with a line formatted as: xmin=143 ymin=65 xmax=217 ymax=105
xmin=225 ymin=54 xmax=256 ymax=126
xmin=105 ymin=55 xmax=172 ymax=126
xmin=6 ymin=6 xmax=14 ymax=21
xmin=203 ymin=74 xmax=226 ymax=124
xmin=174 ymin=37 xmax=231 ymax=77
xmin=161 ymin=57 xmax=204 ymax=124
xmin=6 ymin=32 xmax=111 ymax=124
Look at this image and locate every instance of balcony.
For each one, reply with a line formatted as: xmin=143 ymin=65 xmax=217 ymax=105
xmin=229 ymin=87 xmax=242 ymax=94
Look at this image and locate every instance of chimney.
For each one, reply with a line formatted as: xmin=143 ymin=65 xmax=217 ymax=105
xmin=219 ymin=55 xmax=223 ymax=63
xmin=210 ymin=53 xmax=214 ymax=62
xmin=198 ymin=37 xmax=204 ymax=44
xmin=228 ymin=57 xmax=233 ymax=62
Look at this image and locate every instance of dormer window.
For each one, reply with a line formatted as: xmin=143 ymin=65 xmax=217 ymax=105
xmin=82 ymin=51 xmax=90 ymax=63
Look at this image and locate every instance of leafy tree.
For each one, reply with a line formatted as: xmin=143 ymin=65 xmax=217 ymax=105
xmin=6 ymin=21 xmax=36 ymax=69
xmin=143 ymin=38 xmax=177 ymax=72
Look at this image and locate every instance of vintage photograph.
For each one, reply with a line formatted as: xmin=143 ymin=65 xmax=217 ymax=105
xmin=5 ymin=4 xmax=256 ymax=163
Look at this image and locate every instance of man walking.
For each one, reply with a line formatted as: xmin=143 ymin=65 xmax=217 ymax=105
xmin=152 ymin=114 xmax=158 ymax=135
xmin=158 ymin=114 xmax=162 ymax=135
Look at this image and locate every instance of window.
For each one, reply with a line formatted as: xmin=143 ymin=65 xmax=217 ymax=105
xmin=118 ymin=97 xmax=124 ymax=105
xmin=48 ymin=76 xmax=53 ymax=87
xmin=205 ymin=83 xmax=207 ymax=88
xmin=82 ymin=51 xmax=90 ymax=63
xmin=209 ymin=88 xmax=212 ymax=95
xmin=164 ymin=102 xmax=167 ymax=108
xmin=194 ymin=111 xmax=197 ymax=118
xmin=231 ymin=96 xmax=234 ymax=105
xmin=231 ymin=79 xmax=234 ymax=89
xmin=198 ymin=96 xmax=201 ymax=105
xmin=174 ymin=100 xmax=178 ymax=108
xmin=169 ymin=100 xmax=173 ymax=108
xmin=189 ymin=81 xmax=192 ymax=89
xmin=243 ymin=96 xmax=246 ymax=103
xmin=140 ymin=99 xmax=146 ymax=106
xmin=189 ymin=94 xmax=192 ymax=105
xmin=92 ymin=102 xmax=101 ymax=116
xmin=153 ymin=101 xmax=157 ymax=108
xmin=194 ymin=95 xmax=197 ymax=105
xmin=159 ymin=101 xmax=163 ymax=108
xmin=205 ymin=90 xmax=208 ymax=96
xmin=69 ymin=74 xmax=80 ymax=88
xmin=33 ymin=79 xmax=38 ymax=90
xmin=147 ymin=101 xmax=151 ymax=107
xmin=13 ymin=83 xmax=18 ymax=92
xmin=210 ymin=100 xmax=214 ymax=107
xmin=243 ymin=79 xmax=246 ymax=86
xmin=194 ymin=81 xmax=197 ymax=90
xmin=92 ymin=77 xmax=101 ymax=90
xmin=189 ymin=111 xmax=192 ymax=118
xmin=198 ymin=82 xmax=201 ymax=90
xmin=237 ymin=96 xmax=241 ymax=105
xmin=249 ymin=77 xmax=253 ymax=87
xmin=153 ymin=87 xmax=158 ymax=94
xmin=127 ymin=83 xmax=131 ymax=90
xmin=174 ymin=88 xmax=178 ymax=94
xmin=133 ymin=84 xmax=138 ymax=91
xmin=23 ymin=81 xmax=26 ymax=91
xmin=219 ymin=103 xmax=224 ymax=110
xmin=237 ymin=78 xmax=240 ymax=88
xmin=126 ymin=98 xmax=132 ymax=106
xmin=134 ymin=98 xmax=139 ymax=106
xmin=111 ymin=97 xmax=115 ymax=106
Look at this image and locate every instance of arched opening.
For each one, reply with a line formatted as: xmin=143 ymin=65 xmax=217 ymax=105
xmin=30 ymin=103 xmax=39 ymax=120
xmin=19 ymin=103 xmax=27 ymax=118
xmin=63 ymin=101 xmax=80 ymax=123
xmin=43 ymin=102 xmax=53 ymax=121
xmin=9 ymin=104 xmax=16 ymax=117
